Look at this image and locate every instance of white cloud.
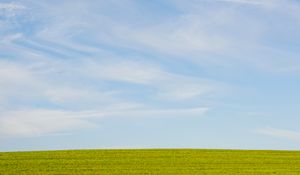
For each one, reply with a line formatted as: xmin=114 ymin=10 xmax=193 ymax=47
xmin=0 ymin=59 xmax=211 ymax=138
xmin=21 ymin=1 xmax=232 ymax=61
xmin=0 ymin=107 xmax=208 ymax=138
xmin=0 ymin=43 xmax=214 ymax=139
xmin=0 ymin=2 xmax=26 ymax=11
xmin=107 ymin=107 xmax=209 ymax=118
xmin=0 ymin=109 xmax=94 ymax=138
xmin=86 ymin=60 xmax=164 ymax=84
xmin=256 ymin=127 xmax=300 ymax=142
xmin=157 ymin=84 xmax=215 ymax=100
xmin=0 ymin=61 xmax=35 ymax=85
xmin=1 ymin=33 xmax=23 ymax=43
xmin=0 ymin=50 xmax=217 ymax=117
xmin=213 ymin=0 xmax=274 ymax=5
xmin=0 ymin=59 xmax=118 ymax=109
xmin=81 ymin=59 xmax=221 ymax=100
xmin=4 ymin=0 xmax=300 ymax=143
xmin=44 ymin=87 xmax=116 ymax=105
xmin=106 ymin=0 xmax=300 ymax=74
xmin=0 ymin=60 xmax=41 ymax=105
xmin=123 ymin=25 xmax=230 ymax=55
xmin=7 ymin=0 xmax=299 ymax=74
xmin=0 ymin=2 xmax=26 ymax=19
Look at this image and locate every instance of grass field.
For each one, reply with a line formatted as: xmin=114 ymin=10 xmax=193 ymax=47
xmin=1 ymin=149 xmax=300 ymax=174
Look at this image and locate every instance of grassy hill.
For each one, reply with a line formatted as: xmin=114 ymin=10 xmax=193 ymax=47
xmin=1 ymin=149 xmax=300 ymax=174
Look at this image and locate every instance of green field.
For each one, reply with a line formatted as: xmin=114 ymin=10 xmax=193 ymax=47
xmin=1 ymin=149 xmax=300 ymax=174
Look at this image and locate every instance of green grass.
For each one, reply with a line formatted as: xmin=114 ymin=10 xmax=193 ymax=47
xmin=1 ymin=149 xmax=300 ymax=174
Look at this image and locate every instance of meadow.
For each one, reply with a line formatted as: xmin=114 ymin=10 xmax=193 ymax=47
xmin=1 ymin=149 xmax=300 ymax=174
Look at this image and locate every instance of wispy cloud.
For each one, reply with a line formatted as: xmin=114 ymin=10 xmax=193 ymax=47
xmin=0 ymin=57 xmax=212 ymax=138
xmin=256 ymin=127 xmax=300 ymax=142
xmin=0 ymin=107 xmax=208 ymax=138
xmin=1 ymin=0 xmax=300 ymax=150
xmin=0 ymin=109 xmax=94 ymax=138
xmin=81 ymin=59 xmax=221 ymax=100
xmin=0 ymin=2 xmax=26 ymax=20
xmin=0 ymin=2 xmax=26 ymax=10
xmin=4 ymin=0 xmax=299 ymax=74
xmin=213 ymin=0 xmax=274 ymax=5
xmin=86 ymin=60 xmax=164 ymax=84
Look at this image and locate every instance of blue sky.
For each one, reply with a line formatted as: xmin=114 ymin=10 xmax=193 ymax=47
xmin=1 ymin=0 xmax=300 ymax=151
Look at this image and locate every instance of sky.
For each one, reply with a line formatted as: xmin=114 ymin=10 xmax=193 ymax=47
xmin=1 ymin=0 xmax=300 ymax=152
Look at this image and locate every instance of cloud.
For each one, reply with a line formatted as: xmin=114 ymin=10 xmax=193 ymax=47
xmin=18 ymin=1 xmax=232 ymax=60
xmin=0 ymin=2 xmax=26 ymax=20
xmin=2 ymin=0 xmax=300 ymax=146
xmin=157 ymin=84 xmax=215 ymax=100
xmin=1 ymin=33 xmax=23 ymax=43
xmin=0 ymin=60 xmax=41 ymax=106
xmin=256 ymin=127 xmax=300 ymax=142
xmin=44 ymin=87 xmax=116 ymax=105
xmin=0 ymin=0 xmax=231 ymax=141
xmin=0 ymin=109 xmax=93 ymax=138
xmin=4 ymin=0 xmax=299 ymax=74
xmin=81 ymin=59 xmax=221 ymax=100
xmin=85 ymin=60 xmax=164 ymax=84
xmin=0 ymin=107 xmax=208 ymax=138
xmin=213 ymin=0 xmax=274 ymax=5
xmin=0 ymin=2 xmax=26 ymax=11
xmin=0 ymin=48 xmax=216 ymax=116
xmin=0 ymin=58 xmax=212 ymax=138
xmin=0 ymin=59 xmax=117 ymax=109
